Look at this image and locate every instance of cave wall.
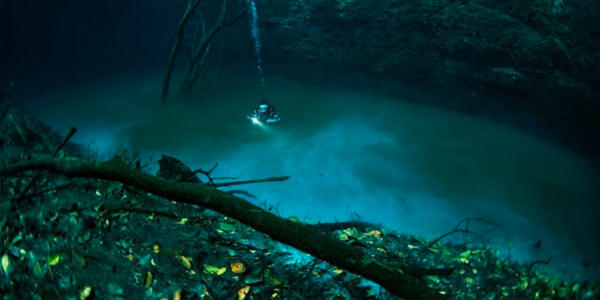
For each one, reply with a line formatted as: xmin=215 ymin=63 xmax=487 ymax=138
xmin=255 ymin=0 xmax=600 ymax=154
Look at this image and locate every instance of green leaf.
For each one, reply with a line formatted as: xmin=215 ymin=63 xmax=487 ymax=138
xmin=219 ymin=222 xmax=237 ymax=232
xmin=204 ymin=264 xmax=227 ymax=276
xmin=48 ymin=254 xmax=61 ymax=266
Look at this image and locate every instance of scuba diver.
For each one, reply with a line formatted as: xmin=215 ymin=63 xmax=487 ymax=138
xmin=247 ymin=98 xmax=281 ymax=124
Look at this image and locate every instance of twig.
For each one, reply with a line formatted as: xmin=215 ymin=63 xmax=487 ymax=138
xmin=179 ymin=0 xmax=230 ymax=96
xmin=213 ymin=176 xmax=290 ymax=187
xmin=427 ymin=217 xmax=498 ymax=247
xmin=185 ymin=162 xmax=219 ymax=184
xmin=52 ymin=127 xmax=77 ymax=156
xmin=224 ymin=10 xmax=247 ymax=28
xmin=161 ymin=0 xmax=201 ymax=104
xmin=16 ymin=127 xmax=77 ymax=201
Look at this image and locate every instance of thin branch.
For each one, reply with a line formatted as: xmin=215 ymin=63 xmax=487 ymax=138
xmin=428 ymin=217 xmax=498 ymax=247
xmin=179 ymin=0 xmax=229 ymax=95
xmin=16 ymin=127 xmax=77 ymax=201
xmin=185 ymin=162 xmax=219 ymax=183
xmin=161 ymin=0 xmax=201 ymax=105
xmin=213 ymin=176 xmax=290 ymax=187
xmin=224 ymin=10 xmax=247 ymax=28
xmin=52 ymin=127 xmax=77 ymax=156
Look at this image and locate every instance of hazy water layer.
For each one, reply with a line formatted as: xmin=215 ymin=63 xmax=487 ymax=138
xmin=21 ymin=71 xmax=600 ymax=277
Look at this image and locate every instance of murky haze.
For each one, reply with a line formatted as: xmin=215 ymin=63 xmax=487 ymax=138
xmin=21 ymin=70 xmax=600 ymax=278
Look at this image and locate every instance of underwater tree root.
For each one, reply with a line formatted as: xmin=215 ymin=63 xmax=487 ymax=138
xmin=0 ymin=156 xmax=449 ymax=300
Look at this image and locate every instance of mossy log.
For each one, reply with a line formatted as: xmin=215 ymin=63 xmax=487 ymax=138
xmin=0 ymin=155 xmax=447 ymax=299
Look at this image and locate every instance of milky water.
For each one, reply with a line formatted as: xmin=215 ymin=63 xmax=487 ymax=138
xmin=21 ymin=71 xmax=600 ymax=277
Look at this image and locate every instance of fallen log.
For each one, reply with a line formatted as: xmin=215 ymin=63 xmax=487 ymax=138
xmin=0 ymin=155 xmax=448 ymax=299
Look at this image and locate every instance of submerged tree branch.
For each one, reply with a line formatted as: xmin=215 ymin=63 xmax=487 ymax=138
xmin=179 ymin=0 xmax=229 ymax=96
xmin=161 ymin=0 xmax=201 ymax=105
xmin=213 ymin=176 xmax=290 ymax=187
xmin=0 ymin=156 xmax=448 ymax=299
xmin=428 ymin=217 xmax=498 ymax=247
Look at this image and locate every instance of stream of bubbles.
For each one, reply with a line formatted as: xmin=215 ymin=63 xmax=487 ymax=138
xmin=245 ymin=0 xmax=265 ymax=87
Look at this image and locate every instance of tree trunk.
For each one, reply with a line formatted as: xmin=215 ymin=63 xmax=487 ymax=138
xmin=0 ymin=155 xmax=448 ymax=300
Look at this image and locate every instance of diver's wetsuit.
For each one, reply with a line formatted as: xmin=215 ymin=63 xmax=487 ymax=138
xmin=250 ymin=104 xmax=281 ymax=123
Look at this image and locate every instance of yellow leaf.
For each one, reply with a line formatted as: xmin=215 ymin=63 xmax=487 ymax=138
xmin=48 ymin=254 xmax=61 ymax=266
xmin=177 ymin=255 xmax=192 ymax=269
xmin=204 ymin=264 xmax=227 ymax=276
xmin=230 ymin=262 xmax=246 ymax=274
xmin=79 ymin=286 xmax=93 ymax=300
xmin=366 ymin=229 xmax=382 ymax=239
xmin=153 ymin=244 xmax=160 ymax=254
xmin=237 ymin=286 xmax=251 ymax=300
xmin=1 ymin=254 xmax=9 ymax=274
xmin=271 ymin=292 xmax=278 ymax=298
xmin=332 ymin=269 xmax=344 ymax=275
xmin=173 ymin=288 xmax=182 ymax=300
